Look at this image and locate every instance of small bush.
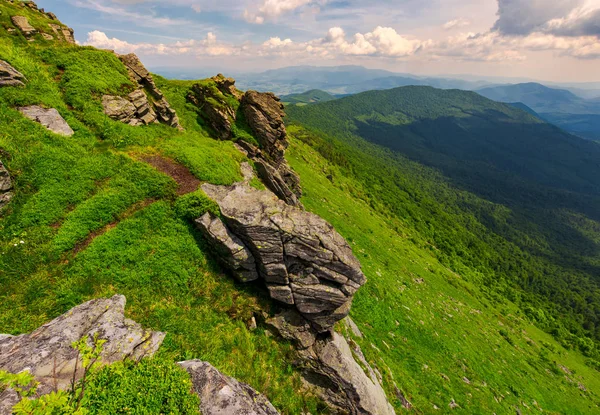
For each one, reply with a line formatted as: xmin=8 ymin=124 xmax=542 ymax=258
xmin=174 ymin=190 xmax=220 ymax=221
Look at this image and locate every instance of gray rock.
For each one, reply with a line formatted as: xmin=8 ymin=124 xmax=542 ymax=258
xmin=265 ymin=309 xmax=316 ymax=349
xmin=0 ymin=160 xmax=13 ymax=213
xmin=196 ymin=213 xmax=259 ymax=283
xmin=178 ymin=360 xmax=280 ymax=415
xmin=11 ymin=16 xmax=37 ymax=38
xmin=102 ymin=90 xmax=158 ymax=126
xmin=0 ymin=60 xmax=26 ymax=87
xmin=309 ymin=333 xmax=396 ymax=415
xmin=201 ymin=182 xmax=366 ymax=332
xmin=18 ymin=106 xmax=74 ymax=136
xmin=0 ymin=295 xmax=164 ymax=407
xmin=240 ymin=91 xmax=287 ymax=161
xmin=344 ymin=316 xmax=363 ymax=338
xmin=102 ymin=95 xmax=136 ymax=122
xmin=118 ymin=54 xmax=182 ymax=130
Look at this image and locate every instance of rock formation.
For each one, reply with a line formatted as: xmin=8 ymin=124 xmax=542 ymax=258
xmin=18 ymin=106 xmax=74 ymax=136
xmin=0 ymin=159 xmax=13 ymax=213
xmin=265 ymin=309 xmax=395 ymax=415
xmin=0 ymin=295 xmax=165 ymax=414
xmin=198 ymin=181 xmax=366 ymax=333
xmin=10 ymin=15 xmax=36 ymax=38
xmin=178 ymin=360 xmax=280 ymax=415
xmin=0 ymin=60 xmax=25 ymax=87
xmin=109 ymin=53 xmax=182 ymax=130
xmin=186 ymin=75 xmax=302 ymax=206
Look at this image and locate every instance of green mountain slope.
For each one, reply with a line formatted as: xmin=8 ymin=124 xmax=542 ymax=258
xmin=2 ymin=3 xmax=600 ymax=414
xmin=280 ymin=89 xmax=337 ymax=106
xmin=286 ymin=87 xmax=600 ymax=359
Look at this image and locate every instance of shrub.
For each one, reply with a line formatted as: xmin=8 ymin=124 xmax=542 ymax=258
xmin=174 ymin=190 xmax=220 ymax=221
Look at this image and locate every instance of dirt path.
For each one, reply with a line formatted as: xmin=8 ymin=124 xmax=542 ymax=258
xmin=141 ymin=155 xmax=200 ymax=195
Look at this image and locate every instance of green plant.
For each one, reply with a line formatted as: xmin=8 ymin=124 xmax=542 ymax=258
xmin=174 ymin=190 xmax=220 ymax=221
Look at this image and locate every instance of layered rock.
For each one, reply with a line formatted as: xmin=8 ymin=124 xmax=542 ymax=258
xmin=7 ymin=1 xmax=75 ymax=43
xmin=102 ymin=89 xmax=157 ymax=126
xmin=199 ymin=181 xmax=366 ymax=332
xmin=0 ymin=295 xmax=165 ymax=413
xmin=114 ymin=53 xmax=182 ymax=130
xmin=265 ymin=310 xmax=395 ymax=415
xmin=18 ymin=106 xmax=74 ymax=136
xmin=178 ymin=360 xmax=280 ymax=415
xmin=0 ymin=159 xmax=13 ymax=213
xmin=0 ymin=60 xmax=26 ymax=87
xmin=187 ymin=76 xmax=302 ymax=206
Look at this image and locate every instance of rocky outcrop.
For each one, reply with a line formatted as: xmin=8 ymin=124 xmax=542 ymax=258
xmin=102 ymin=89 xmax=157 ymax=126
xmin=48 ymin=23 xmax=75 ymax=44
xmin=178 ymin=360 xmax=280 ymax=415
xmin=199 ymin=181 xmax=366 ymax=333
xmin=0 ymin=160 xmax=13 ymax=213
xmin=186 ymin=75 xmax=302 ymax=205
xmin=0 ymin=295 xmax=164 ymax=414
xmin=116 ymin=53 xmax=182 ymax=130
xmin=10 ymin=16 xmax=36 ymax=38
xmin=0 ymin=60 xmax=25 ymax=87
xmin=266 ymin=309 xmax=395 ymax=415
xmin=18 ymin=106 xmax=74 ymax=136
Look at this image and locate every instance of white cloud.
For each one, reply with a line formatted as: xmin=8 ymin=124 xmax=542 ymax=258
xmin=443 ymin=18 xmax=471 ymax=30
xmin=244 ymin=0 xmax=322 ymax=24
xmin=191 ymin=4 xmax=202 ymax=13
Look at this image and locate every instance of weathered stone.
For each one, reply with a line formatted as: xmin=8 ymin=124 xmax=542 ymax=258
xmin=0 ymin=192 xmax=13 ymax=213
xmin=0 ymin=295 xmax=164 ymax=413
xmin=240 ymin=91 xmax=287 ymax=161
xmin=18 ymin=106 xmax=74 ymax=136
xmin=0 ymin=60 xmax=26 ymax=87
xmin=11 ymin=16 xmax=37 ymax=37
xmin=201 ymin=182 xmax=366 ymax=332
xmin=178 ymin=360 xmax=280 ymax=415
xmin=196 ymin=213 xmax=259 ymax=283
xmin=187 ymin=80 xmax=237 ymax=140
xmin=61 ymin=27 xmax=75 ymax=44
xmin=344 ymin=316 xmax=364 ymax=338
xmin=265 ymin=309 xmax=316 ymax=349
xmin=0 ymin=160 xmax=12 ymax=193
xmin=41 ymin=33 xmax=53 ymax=40
xmin=102 ymin=95 xmax=136 ymax=122
xmin=308 ymin=333 xmax=396 ymax=415
xmin=117 ymin=53 xmax=182 ymax=130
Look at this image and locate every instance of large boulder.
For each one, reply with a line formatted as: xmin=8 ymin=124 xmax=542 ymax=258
xmin=18 ymin=106 xmax=74 ymax=136
xmin=0 ymin=295 xmax=164 ymax=414
xmin=117 ymin=53 xmax=182 ymax=130
xmin=178 ymin=360 xmax=280 ymax=415
xmin=199 ymin=182 xmax=366 ymax=332
xmin=0 ymin=60 xmax=26 ymax=87
xmin=0 ymin=160 xmax=13 ymax=213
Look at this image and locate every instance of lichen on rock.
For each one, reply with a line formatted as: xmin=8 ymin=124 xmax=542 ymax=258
xmin=18 ymin=105 xmax=74 ymax=136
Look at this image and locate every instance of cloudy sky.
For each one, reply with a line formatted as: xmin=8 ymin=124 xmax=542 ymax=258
xmin=36 ymin=0 xmax=600 ymax=81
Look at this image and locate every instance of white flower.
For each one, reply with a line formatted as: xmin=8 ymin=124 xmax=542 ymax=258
xmin=20 ymin=241 xmax=24 ymax=244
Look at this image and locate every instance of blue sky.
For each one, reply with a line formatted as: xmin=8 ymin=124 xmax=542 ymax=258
xmin=36 ymin=0 xmax=600 ymax=81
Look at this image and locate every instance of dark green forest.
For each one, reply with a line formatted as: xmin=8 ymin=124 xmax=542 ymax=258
xmin=286 ymin=86 xmax=600 ymax=358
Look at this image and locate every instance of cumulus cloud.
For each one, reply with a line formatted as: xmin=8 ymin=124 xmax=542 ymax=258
xmin=84 ymin=30 xmax=237 ymax=56
xmin=245 ymin=0 xmax=321 ymax=24
xmin=493 ymin=0 xmax=599 ymax=37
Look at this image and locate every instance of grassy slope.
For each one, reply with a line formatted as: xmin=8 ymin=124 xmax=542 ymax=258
xmin=288 ymin=136 xmax=600 ymax=414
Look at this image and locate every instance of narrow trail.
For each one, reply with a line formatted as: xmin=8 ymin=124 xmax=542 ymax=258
xmin=141 ymin=155 xmax=201 ymax=195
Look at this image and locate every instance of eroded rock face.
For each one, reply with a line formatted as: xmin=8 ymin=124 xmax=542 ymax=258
xmin=0 ymin=60 xmax=26 ymax=87
xmin=0 ymin=295 xmax=164 ymax=413
xmin=265 ymin=309 xmax=395 ymax=415
xmin=178 ymin=360 xmax=280 ymax=415
xmin=102 ymin=90 xmax=158 ymax=126
xmin=0 ymin=160 xmax=14 ymax=213
xmin=200 ymin=182 xmax=365 ymax=332
xmin=240 ymin=91 xmax=287 ymax=161
xmin=187 ymin=78 xmax=237 ymax=140
xmin=117 ymin=53 xmax=182 ymax=130
xmin=18 ymin=106 xmax=74 ymax=136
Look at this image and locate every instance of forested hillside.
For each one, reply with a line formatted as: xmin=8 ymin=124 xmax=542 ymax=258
xmin=287 ymin=87 xmax=600 ymax=357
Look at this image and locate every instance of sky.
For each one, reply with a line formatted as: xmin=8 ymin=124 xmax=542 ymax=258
xmin=35 ymin=0 xmax=600 ymax=82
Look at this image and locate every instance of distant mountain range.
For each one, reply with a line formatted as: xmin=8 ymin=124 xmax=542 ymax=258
xmin=477 ymin=83 xmax=600 ymax=141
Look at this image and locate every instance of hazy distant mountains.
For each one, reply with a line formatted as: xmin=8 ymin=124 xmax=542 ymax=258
xmin=477 ymin=83 xmax=600 ymax=141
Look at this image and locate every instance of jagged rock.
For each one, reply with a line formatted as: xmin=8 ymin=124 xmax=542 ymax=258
xmin=11 ymin=16 xmax=36 ymax=38
xmin=178 ymin=360 xmax=280 ymax=415
xmin=240 ymin=91 xmax=287 ymax=161
xmin=265 ymin=309 xmax=316 ymax=349
xmin=0 ymin=160 xmax=12 ymax=213
xmin=60 ymin=27 xmax=75 ymax=44
xmin=102 ymin=95 xmax=136 ymax=122
xmin=187 ymin=79 xmax=237 ymax=140
xmin=200 ymin=182 xmax=366 ymax=332
xmin=0 ymin=60 xmax=26 ymax=87
xmin=196 ymin=213 xmax=259 ymax=283
xmin=0 ymin=295 xmax=164 ymax=413
xmin=117 ymin=53 xmax=182 ymax=130
xmin=18 ymin=106 xmax=74 ymax=136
